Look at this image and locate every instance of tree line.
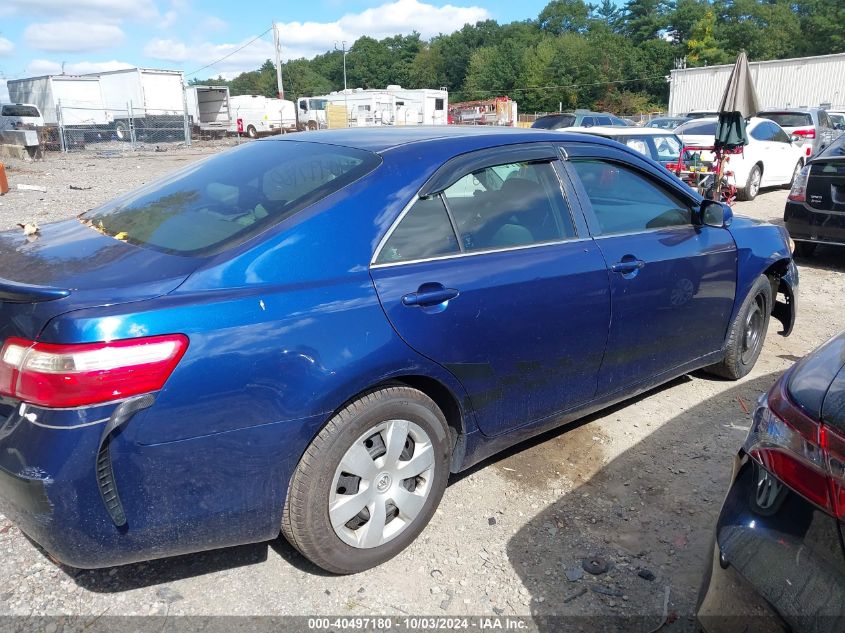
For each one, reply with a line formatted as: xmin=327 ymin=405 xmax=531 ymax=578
xmin=192 ymin=0 xmax=845 ymax=115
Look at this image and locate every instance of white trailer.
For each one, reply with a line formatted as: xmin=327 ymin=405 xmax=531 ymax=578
xmin=297 ymin=86 xmax=448 ymax=129
xmin=229 ymin=95 xmax=296 ymax=137
xmin=185 ymin=85 xmax=231 ymax=136
xmin=88 ymin=68 xmax=186 ymax=141
xmin=6 ymin=75 xmax=109 ymax=126
xmin=668 ymin=52 xmax=845 ymax=116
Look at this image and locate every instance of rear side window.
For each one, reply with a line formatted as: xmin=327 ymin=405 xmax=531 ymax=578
xmin=1 ymin=105 xmax=39 ymax=117
xmin=571 ymin=160 xmax=692 ymax=235
xmin=442 ymin=161 xmax=574 ymax=252
xmin=376 ymin=197 xmax=460 ymax=264
xmin=82 ymin=141 xmax=380 ymax=257
xmin=751 ymin=122 xmax=777 ymax=141
xmin=760 ymin=112 xmax=813 ymax=128
xmin=531 ymin=114 xmax=575 ymax=129
xmin=677 ymin=121 xmax=717 ymax=136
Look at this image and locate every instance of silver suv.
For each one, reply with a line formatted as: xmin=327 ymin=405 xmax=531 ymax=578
xmin=758 ymin=108 xmax=838 ymax=157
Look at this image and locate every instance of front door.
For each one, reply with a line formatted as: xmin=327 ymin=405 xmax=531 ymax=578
xmin=564 ymin=155 xmax=737 ymax=396
xmin=371 ymin=151 xmax=611 ymax=436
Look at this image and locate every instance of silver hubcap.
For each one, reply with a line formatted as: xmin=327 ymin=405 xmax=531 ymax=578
xmin=329 ymin=419 xmax=435 ymax=549
xmin=749 ymin=169 xmax=761 ymax=196
xmin=741 ymin=294 xmax=765 ymax=364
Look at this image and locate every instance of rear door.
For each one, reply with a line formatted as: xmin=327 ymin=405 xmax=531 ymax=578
xmin=750 ymin=121 xmax=791 ymax=183
xmin=371 ymin=145 xmax=611 ymax=436
xmin=561 ymin=144 xmax=737 ymax=396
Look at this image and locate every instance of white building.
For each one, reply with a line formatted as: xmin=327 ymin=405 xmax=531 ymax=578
xmin=668 ymin=52 xmax=845 ymax=116
xmin=297 ymin=85 xmax=448 ymax=128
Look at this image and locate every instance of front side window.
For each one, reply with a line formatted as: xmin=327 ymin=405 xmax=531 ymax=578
xmin=83 ymin=141 xmax=381 ymax=256
xmin=376 ymin=197 xmax=459 ymax=264
xmin=571 ymin=160 xmax=692 ymax=235
xmin=442 ymin=161 xmax=574 ymax=252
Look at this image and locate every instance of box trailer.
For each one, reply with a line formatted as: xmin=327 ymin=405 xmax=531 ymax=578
xmin=185 ymin=85 xmax=231 ymax=136
xmin=229 ymin=95 xmax=296 ymax=137
xmin=6 ymin=75 xmax=109 ymax=126
xmin=89 ymin=68 xmax=186 ymax=141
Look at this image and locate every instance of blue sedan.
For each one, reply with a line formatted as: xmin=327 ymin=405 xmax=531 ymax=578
xmin=0 ymin=127 xmax=797 ymax=574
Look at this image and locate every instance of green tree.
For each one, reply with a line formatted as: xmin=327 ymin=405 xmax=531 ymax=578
xmin=622 ymin=0 xmax=670 ymax=44
xmin=538 ymin=0 xmax=591 ymax=34
xmin=686 ymin=8 xmax=729 ymax=65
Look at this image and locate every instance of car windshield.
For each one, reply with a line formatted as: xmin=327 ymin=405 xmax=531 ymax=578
xmin=760 ymin=112 xmax=812 ymax=127
xmin=676 ymin=121 xmax=717 ymax=136
xmin=531 ymin=114 xmax=576 ymax=129
xmin=1 ymin=105 xmax=40 ymax=117
xmin=81 ymin=140 xmax=381 ymax=257
xmin=829 ymin=113 xmax=845 ymax=125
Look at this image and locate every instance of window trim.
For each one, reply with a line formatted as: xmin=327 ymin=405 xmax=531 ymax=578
xmin=371 ymin=157 xmax=582 ymax=268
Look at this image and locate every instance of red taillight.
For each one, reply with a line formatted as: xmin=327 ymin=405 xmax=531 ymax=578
xmin=788 ymin=164 xmax=810 ymax=202
xmin=745 ymin=374 xmax=845 ymax=520
xmin=0 ymin=334 xmax=188 ymax=408
xmin=792 ymin=128 xmax=816 ymax=139
xmin=237 ymin=118 xmax=244 ymax=133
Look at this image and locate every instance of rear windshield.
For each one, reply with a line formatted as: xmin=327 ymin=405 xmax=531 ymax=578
xmin=1 ymin=105 xmax=40 ymax=117
xmin=760 ymin=112 xmax=812 ymax=128
xmin=676 ymin=121 xmax=717 ymax=136
xmin=818 ymin=136 xmax=845 ymax=159
xmin=81 ymin=140 xmax=381 ymax=256
xmin=531 ymin=114 xmax=576 ymax=129
xmin=618 ymin=134 xmax=683 ymax=162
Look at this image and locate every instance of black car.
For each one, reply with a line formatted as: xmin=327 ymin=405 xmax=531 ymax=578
xmin=785 ymin=135 xmax=845 ymax=257
xmin=697 ymin=331 xmax=845 ymax=633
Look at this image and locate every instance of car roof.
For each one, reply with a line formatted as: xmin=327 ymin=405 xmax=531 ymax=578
xmin=556 ymin=126 xmax=677 ymax=136
xmin=266 ymin=125 xmax=623 ymax=153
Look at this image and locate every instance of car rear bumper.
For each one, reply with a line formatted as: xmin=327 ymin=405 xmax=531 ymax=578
xmin=697 ymin=455 xmax=845 ymax=633
xmin=0 ymin=399 xmax=320 ymax=568
xmin=784 ymin=201 xmax=845 ymax=246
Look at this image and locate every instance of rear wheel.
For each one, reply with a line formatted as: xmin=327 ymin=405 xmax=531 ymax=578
xmin=307 ymin=121 xmax=318 ymax=131
xmin=282 ymin=386 xmax=451 ymax=574
xmin=114 ymin=120 xmax=130 ymax=142
xmin=737 ymin=164 xmax=762 ymax=201
xmin=246 ymin=125 xmax=258 ymax=139
xmin=793 ymin=241 xmax=817 ymax=258
xmin=705 ymin=274 xmax=772 ymax=380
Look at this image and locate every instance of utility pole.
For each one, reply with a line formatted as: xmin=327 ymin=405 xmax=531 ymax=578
xmin=272 ymin=22 xmax=284 ymax=99
xmin=334 ymin=41 xmax=348 ymax=91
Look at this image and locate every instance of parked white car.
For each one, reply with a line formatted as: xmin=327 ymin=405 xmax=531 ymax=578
xmin=0 ymin=103 xmax=44 ymax=131
xmin=675 ymin=116 xmax=806 ymax=201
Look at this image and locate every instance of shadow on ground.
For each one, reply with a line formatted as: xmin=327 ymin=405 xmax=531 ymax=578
xmin=505 ymin=371 xmax=781 ymax=633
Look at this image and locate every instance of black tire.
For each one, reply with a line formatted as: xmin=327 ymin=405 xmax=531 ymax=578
xmin=307 ymin=121 xmax=318 ymax=131
xmin=737 ymin=164 xmax=762 ymax=201
xmin=114 ymin=120 xmax=130 ymax=142
xmin=784 ymin=160 xmax=803 ymax=189
xmin=246 ymin=125 xmax=258 ymax=139
xmin=282 ymin=386 xmax=451 ymax=574
xmin=793 ymin=241 xmax=817 ymax=258
xmin=705 ymin=274 xmax=772 ymax=380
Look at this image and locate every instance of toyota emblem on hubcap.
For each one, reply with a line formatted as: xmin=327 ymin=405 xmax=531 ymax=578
xmin=376 ymin=472 xmax=392 ymax=492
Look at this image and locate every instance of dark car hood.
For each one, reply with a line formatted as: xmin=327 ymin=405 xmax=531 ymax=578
xmin=788 ymin=332 xmax=845 ymax=428
xmin=0 ymin=219 xmax=202 ymax=340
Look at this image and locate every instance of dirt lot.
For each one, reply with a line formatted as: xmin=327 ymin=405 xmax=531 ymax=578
xmin=0 ymin=145 xmax=843 ymax=629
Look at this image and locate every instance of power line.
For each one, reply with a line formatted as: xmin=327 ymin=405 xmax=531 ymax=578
xmin=186 ymin=27 xmax=273 ymax=77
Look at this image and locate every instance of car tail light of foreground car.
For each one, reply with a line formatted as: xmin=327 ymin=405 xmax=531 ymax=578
xmin=0 ymin=334 xmax=188 ymax=408
xmin=745 ymin=373 xmax=845 ymax=520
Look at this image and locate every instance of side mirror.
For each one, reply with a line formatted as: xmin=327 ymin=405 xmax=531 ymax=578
xmin=701 ymin=200 xmax=732 ymax=228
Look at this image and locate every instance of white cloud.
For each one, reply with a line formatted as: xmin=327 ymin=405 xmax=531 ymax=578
xmin=145 ymin=0 xmax=488 ymax=77
xmin=25 ymin=59 xmax=135 ymax=76
xmin=160 ymin=10 xmax=179 ymax=28
xmin=25 ymin=22 xmax=126 ymax=53
xmin=200 ymin=15 xmax=228 ymax=32
xmin=4 ymin=0 xmax=157 ymax=21
xmin=0 ymin=37 xmax=13 ymax=56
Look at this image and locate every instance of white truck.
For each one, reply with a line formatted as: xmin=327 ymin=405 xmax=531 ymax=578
xmin=229 ymin=95 xmax=296 ymax=137
xmin=185 ymin=85 xmax=231 ymax=137
xmin=297 ymin=85 xmax=448 ymax=129
xmin=6 ymin=75 xmax=109 ymax=126
xmin=92 ymin=68 xmax=186 ymax=141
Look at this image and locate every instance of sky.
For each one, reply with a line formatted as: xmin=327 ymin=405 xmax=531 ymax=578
xmin=0 ymin=0 xmax=556 ymax=102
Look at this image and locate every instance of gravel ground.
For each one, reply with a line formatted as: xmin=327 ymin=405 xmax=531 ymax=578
xmin=0 ymin=145 xmax=843 ymax=628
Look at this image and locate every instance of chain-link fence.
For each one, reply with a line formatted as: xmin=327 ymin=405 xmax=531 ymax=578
xmin=55 ymin=101 xmax=191 ymax=152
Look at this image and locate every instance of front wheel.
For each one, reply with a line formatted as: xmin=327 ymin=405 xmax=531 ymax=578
xmin=705 ymin=274 xmax=772 ymax=380
xmin=737 ymin=164 xmax=762 ymax=201
xmin=246 ymin=125 xmax=258 ymax=139
xmin=282 ymin=386 xmax=451 ymax=574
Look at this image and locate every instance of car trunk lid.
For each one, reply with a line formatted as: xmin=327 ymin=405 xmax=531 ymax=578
xmin=806 ymin=157 xmax=845 ymax=213
xmin=0 ymin=219 xmax=202 ymax=342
